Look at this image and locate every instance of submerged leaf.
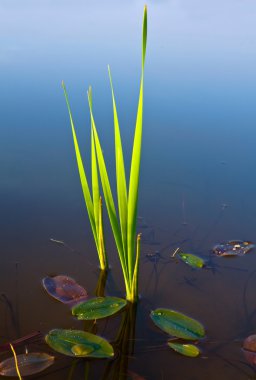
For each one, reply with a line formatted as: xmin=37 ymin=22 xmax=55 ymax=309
xmin=213 ymin=240 xmax=254 ymax=257
xmin=168 ymin=342 xmax=200 ymax=357
xmin=72 ymin=297 xmax=127 ymax=320
xmin=45 ymin=329 xmax=114 ymax=358
xmin=150 ymin=309 xmax=205 ymax=340
xmin=42 ymin=275 xmax=88 ymax=306
xmin=177 ymin=253 xmax=205 ymax=269
xmin=0 ymin=353 xmax=54 ymax=376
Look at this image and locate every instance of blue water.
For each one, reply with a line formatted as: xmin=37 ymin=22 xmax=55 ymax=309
xmin=1 ymin=1 xmax=256 ymax=379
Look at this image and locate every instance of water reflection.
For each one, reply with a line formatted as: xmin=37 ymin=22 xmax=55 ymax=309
xmin=102 ymin=303 xmax=137 ymax=380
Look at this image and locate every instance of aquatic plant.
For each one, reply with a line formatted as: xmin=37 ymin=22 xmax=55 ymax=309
xmin=62 ymin=6 xmax=147 ymax=302
xmin=72 ymin=296 xmax=127 ymax=320
xmin=46 ymin=329 xmax=114 ymax=358
xmin=88 ymin=6 xmax=147 ymax=303
xmin=0 ymin=348 xmax=54 ymax=378
xmin=150 ymin=308 xmax=205 ymax=341
xmin=62 ymin=84 xmax=108 ymax=271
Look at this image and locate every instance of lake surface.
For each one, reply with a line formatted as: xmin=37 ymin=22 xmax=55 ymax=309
xmin=1 ymin=1 xmax=256 ymax=378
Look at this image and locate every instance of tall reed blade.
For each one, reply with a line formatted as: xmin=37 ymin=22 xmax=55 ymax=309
xmin=127 ymin=6 xmax=147 ymax=285
xmin=108 ymin=66 xmax=128 ymax=271
xmin=131 ymin=233 xmax=141 ymax=301
xmin=87 ymin=88 xmax=129 ymax=287
xmin=91 ymin=126 xmax=100 ymax=241
xmin=91 ymin=97 xmax=107 ymax=270
xmin=98 ymin=196 xmax=107 ymax=270
xmin=62 ymin=82 xmax=108 ymax=269
xmin=62 ymin=82 xmax=97 ymax=246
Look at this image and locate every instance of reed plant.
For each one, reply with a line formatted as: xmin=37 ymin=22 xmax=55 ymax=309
xmin=62 ymin=83 xmax=108 ymax=271
xmin=63 ymin=6 xmax=147 ymax=302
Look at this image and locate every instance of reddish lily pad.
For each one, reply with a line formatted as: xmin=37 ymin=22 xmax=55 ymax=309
xmin=42 ymin=275 xmax=88 ymax=306
xmin=243 ymin=335 xmax=256 ymax=366
xmin=0 ymin=352 xmax=54 ymax=376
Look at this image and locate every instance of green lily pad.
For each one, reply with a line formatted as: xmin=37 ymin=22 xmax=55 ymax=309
xmin=72 ymin=297 xmax=127 ymax=320
xmin=168 ymin=342 xmax=200 ymax=357
xmin=150 ymin=309 xmax=205 ymax=340
xmin=177 ymin=253 xmax=205 ymax=268
xmin=45 ymin=329 xmax=114 ymax=358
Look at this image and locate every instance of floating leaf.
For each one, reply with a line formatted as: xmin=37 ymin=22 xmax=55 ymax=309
xmin=244 ymin=335 xmax=256 ymax=351
xmin=213 ymin=240 xmax=254 ymax=257
xmin=177 ymin=253 xmax=205 ymax=268
xmin=243 ymin=349 xmax=256 ymax=367
xmin=72 ymin=297 xmax=127 ymax=320
xmin=0 ymin=353 xmax=54 ymax=376
xmin=45 ymin=329 xmax=114 ymax=358
xmin=243 ymin=335 xmax=256 ymax=366
xmin=42 ymin=275 xmax=88 ymax=306
xmin=150 ymin=309 xmax=205 ymax=340
xmin=168 ymin=342 xmax=200 ymax=357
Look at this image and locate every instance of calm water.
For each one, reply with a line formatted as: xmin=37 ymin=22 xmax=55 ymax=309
xmin=1 ymin=1 xmax=256 ymax=378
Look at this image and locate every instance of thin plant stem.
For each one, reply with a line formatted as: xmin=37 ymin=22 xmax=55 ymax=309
xmin=10 ymin=344 xmax=22 ymax=380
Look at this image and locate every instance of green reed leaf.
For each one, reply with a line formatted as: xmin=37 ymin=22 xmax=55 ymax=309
xmin=98 ymin=197 xmax=107 ymax=269
xmin=131 ymin=234 xmax=141 ymax=301
xmin=62 ymin=82 xmax=97 ymax=249
xmin=127 ymin=5 xmax=147 ymax=282
xmin=88 ymin=88 xmax=129 ymax=285
xmin=91 ymin=124 xmax=100 ymax=242
xmin=90 ymin=94 xmax=107 ymax=269
xmin=108 ymin=66 xmax=128 ymax=271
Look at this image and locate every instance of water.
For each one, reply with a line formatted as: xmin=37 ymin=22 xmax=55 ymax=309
xmin=1 ymin=1 xmax=256 ymax=378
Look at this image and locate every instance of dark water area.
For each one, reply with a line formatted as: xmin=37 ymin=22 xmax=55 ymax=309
xmin=1 ymin=0 xmax=256 ymax=378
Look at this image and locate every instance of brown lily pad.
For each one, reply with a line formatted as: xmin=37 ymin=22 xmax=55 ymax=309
xmin=42 ymin=275 xmax=88 ymax=306
xmin=243 ymin=334 xmax=256 ymax=366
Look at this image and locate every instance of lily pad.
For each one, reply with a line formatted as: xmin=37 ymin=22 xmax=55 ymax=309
xmin=42 ymin=275 xmax=88 ymax=306
xmin=45 ymin=329 xmax=114 ymax=358
xmin=150 ymin=309 xmax=205 ymax=340
xmin=213 ymin=240 xmax=254 ymax=257
xmin=177 ymin=252 xmax=205 ymax=268
xmin=72 ymin=297 xmax=127 ymax=320
xmin=0 ymin=352 xmax=54 ymax=376
xmin=168 ymin=342 xmax=200 ymax=357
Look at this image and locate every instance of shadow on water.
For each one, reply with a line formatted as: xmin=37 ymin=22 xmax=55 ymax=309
xmin=0 ymin=262 xmax=21 ymax=340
